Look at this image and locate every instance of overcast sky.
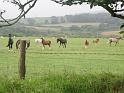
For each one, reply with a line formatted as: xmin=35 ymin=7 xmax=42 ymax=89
xmin=27 ymin=0 xmax=106 ymax=17
xmin=1 ymin=0 xmax=107 ymax=18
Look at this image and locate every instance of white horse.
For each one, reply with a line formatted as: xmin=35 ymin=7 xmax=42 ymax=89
xmin=107 ymin=37 xmax=123 ymax=46
xmin=35 ymin=39 xmax=42 ymax=46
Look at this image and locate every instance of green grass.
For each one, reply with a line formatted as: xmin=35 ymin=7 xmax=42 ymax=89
xmin=0 ymin=73 xmax=124 ymax=93
xmin=0 ymin=37 xmax=124 ymax=93
xmin=0 ymin=37 xmax=124 ymax=77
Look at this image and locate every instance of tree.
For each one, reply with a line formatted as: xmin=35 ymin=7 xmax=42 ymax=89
xmin=0 ymin=0 xmax=37 ymax=28
xmin=50 ymin=16 xmax=59 ymax=24
xmin=52 ymin=0 xmax=124 ymax=20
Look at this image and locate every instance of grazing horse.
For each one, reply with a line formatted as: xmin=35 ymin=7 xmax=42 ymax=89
xmin=57 ymin=37 xmax=67 ymax=48
xmin=41 ymin=38 xmax=51 ymax=48
xmin=93 ymin=38 xmax=99 ymax=44
xmin=84 ymin=40 xmax=89 ymax=48
xmin=107 ymin=37 xmax=123 ymax=46
xmin=16 ymin=39 xmax=30 ymax=49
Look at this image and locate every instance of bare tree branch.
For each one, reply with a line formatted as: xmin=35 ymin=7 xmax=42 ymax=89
xmin=0 ymin=0 xmax=38 ymax=28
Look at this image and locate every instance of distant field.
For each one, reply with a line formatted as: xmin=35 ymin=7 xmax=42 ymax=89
xmin=42 ymin=23 xmax=100 ymax=27
xmin=26 ymin=26 xmax=61 ymax=31
xmin=26 ymin=22 xmax=100 ymax=31
xmin=0 ymin=37 xmax=124 ymax=77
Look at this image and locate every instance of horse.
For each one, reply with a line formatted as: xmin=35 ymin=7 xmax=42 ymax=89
xmin=16 ymin=39 xmax=30 ymax=49
xmin=107 ymin=37 xmax=123 ymax=46
xmin=35 ymin=38 xmax=42 ymax=46
xmin=84 ymin=40 xmax=89 ymax=48
xmin=6 ymin=37 xmax=13 ymax=50
xmin=93 ymin=38 xmax=99 ymax=44
xmin=57 ymin=37 xmax=67 ymax=48
xmin=41 ymin=38 xmax=51 ymax=48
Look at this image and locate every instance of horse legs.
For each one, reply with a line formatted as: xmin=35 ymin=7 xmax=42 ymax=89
xmin=59 ymin=43 xmax=61 ymax=47
xmin=8 ymin=43 xmax=13 ymax=50
xmin=109 ymin=41 xmax=112 ymax=46
xmin=42 ymin=45 xmax=45 ymax=50
xmin=115 ymin=41 xmax=118 ymax=46
xmin=48 ymin=43 xmax=51 ymax=47
xmin=48 ymin=44 xmax=51 ymax=50
xmin=109 ymin=42 xmax=111 ymax=46
xmin=10 ymin=44 xmax=13 ymax=49
xmin=62 ymin=43 xmax=64 ymax=48
xmin=8 ymin=44 xmax=11 ymax=50
xmin=64 ymin=43 xmax=66 ymax=48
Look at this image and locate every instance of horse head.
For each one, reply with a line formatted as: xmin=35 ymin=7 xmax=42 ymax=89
xmin=57 ymin=38 xmax=60 ymax=43
xmin=41 ymin=37 xmax=45 ymax=41
xmin=116 ymin=37 xmax=123 ymax=40
xmin=120 ymin=37 xmax=123 ymax=40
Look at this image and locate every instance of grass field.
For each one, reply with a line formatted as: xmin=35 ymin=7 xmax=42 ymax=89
xmin=0 ymin=37 xmax=124 ymax=93
xmin=0 ymin=37 xmax=124 ymax=78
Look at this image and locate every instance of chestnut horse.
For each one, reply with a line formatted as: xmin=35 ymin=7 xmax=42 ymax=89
xmin=93 ymin=38 xmax=99 ymax=44
xmin=41 ymin=38 xmax=51 ymax=48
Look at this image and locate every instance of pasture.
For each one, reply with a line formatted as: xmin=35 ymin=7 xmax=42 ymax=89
xmin=0 ymin=37 xmax=124 ymax=78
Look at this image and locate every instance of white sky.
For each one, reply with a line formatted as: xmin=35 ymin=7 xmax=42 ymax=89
xmin=27 ymin=0 xmax=106 ymax=17
xmin=0 ymin=0 xmax=107 ymax=18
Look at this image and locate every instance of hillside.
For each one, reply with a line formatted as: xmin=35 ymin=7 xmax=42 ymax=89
xmin=0 ymin=13 xmax=123 ymax=37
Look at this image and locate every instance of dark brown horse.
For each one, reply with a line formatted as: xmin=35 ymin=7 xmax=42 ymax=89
xmin=6 ymin=34 xmax=13 ymax=50
xmin=6 ymin=37 xmax=13 ymax=50
xmin=57 ymin=37 xmax=67 ymax=48
xmin=41 ymin=38 xmax=51 ymax=48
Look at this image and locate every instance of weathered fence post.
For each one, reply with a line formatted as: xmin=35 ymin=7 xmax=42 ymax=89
xmin=19 ymin=40 xmax=26 ymax=79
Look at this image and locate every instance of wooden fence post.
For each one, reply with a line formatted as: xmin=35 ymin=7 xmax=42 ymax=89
xmin=19 ymin=40 xmax=26 ymax=79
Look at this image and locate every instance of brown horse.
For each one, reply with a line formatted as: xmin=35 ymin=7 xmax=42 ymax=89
xmin=93 ymin=38 xmax=99 ymax=44
xmin=41 ymin=38 xmax=51 ymax=48
xmin=84 ymin=40 xmax=89 ymax=48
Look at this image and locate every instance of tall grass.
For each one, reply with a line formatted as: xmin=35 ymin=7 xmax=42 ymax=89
xmin=0 ymin=72 xmax=124 ymax=93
